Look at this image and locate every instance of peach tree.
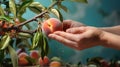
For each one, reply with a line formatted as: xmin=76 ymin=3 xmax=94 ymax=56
xmin=0 ymin=0 xmax=87 ymax=67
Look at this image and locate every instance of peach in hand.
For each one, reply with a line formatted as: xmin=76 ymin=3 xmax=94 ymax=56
xmin=42 ymin=18 xmax=63 ymax=36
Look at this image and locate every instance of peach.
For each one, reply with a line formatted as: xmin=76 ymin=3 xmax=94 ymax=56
xmin=42 ymin=18 xmax=63 ymax=36
xmin=49 ymin=61 xmax=61 ymax=67
xmin=38 ymin=56 xmax=49 ymax=66
xmin=18 ymin=52 xmax=29 ymax=66
xmin=30 ymin=50 xmax=39 ymax=60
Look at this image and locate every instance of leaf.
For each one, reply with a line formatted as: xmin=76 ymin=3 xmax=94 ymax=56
xmin=41 ymin=35 xmax=49 ymax=59
xmin=0 ymin=16 xmax=13 ymax=22
xmin=17 ymin=0 xmax=33 ymax=17
xmin=59 ymin=4 xmax=68 ymax=12
xmin=32 ymin=31 xmax=40 ymax=49
xmin=18 ymin=32 xmax=32 ymax=38
xmin=57 ymin=3 xmax=68 ymax=12
xmin=9 ymin=0 xmax=16 ymax=18
xmin=8 ymin=45 xmax=18 ymax=67
xmin=51 ymin=8 xmax=63 ymax=21
xmin=0 ymin=5 xmax=4 ymax=16
xmin=29 ymin=2 xmax=45 ymax=14
xmin=71 ymin=0 xmax=88 ymax=3
xmin=0 ymin=34 xmax=11 ymax=50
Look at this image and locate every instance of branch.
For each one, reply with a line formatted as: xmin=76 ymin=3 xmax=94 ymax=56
xmin=14 ymin=11 xmax=48 ymax=28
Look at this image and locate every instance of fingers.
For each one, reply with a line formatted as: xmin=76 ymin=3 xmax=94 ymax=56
xmin=48 ymin=33 xmax=78 ymax=49
xmin=49 ymin=31 xmax=79 ymax=42
xmin=66 ymin=27 xmax=86 ymax=34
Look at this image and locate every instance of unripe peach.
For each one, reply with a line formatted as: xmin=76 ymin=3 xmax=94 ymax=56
xmin=30 ymin=50 xmax=40 ymax=60
xmin=42 ymin=18 xmax=63 ymax=36
xmin=49 ymin=61 xmax=61 ymax=67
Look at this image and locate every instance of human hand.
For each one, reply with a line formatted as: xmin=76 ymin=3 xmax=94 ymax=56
xmin=62 ymin=20 xmax=85 ymax=31
xmin=48 ymin=26 xmax=104 ymax=50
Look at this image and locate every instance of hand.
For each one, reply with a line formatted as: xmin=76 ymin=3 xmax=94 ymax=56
xmin=48 ymin=26 xmax=104 ymax=50
xmin=62 ymin=20 xmax=85 ymax=31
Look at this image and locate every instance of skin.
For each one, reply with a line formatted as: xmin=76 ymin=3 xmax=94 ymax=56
xmin=48 ymin=20 xmax=120 ymax=50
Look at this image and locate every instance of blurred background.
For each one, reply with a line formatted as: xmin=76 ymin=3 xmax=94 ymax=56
xmin=24 ymin=0 xmax=120 ymax=64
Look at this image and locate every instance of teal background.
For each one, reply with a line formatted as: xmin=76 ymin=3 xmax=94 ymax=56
xmin=24 ymin=0 xmax=120 ymax=64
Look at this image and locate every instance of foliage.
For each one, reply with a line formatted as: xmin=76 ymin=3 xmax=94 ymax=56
xmin=0 ymin=0 xmax=87 ymax=67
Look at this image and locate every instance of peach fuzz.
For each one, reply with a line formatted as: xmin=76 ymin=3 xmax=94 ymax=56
xmin=42 ymin=18 xmax=63 ymax=36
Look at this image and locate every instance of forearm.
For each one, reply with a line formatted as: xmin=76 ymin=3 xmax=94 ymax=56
xmin=100 ymin=31 xmax=120 ymax=50
xmin=99 ymin=25 xmax=120 ymax=35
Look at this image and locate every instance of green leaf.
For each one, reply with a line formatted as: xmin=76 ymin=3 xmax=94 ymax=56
xmin=29 ymin=2 xmax=45 ymax=14
xmin=32 ymin=31 xmax=40 ymax=49
xmin=0 ymin=16 xmax=13 ymax=22
xmin=18 ymin=32 xmax=32 ymax=38
xmin=17 ymin=0 xmax=33 ymax=17
xmin=41 ymin=35 xmax=49 ymax=59
xmin=50 ymin=8 xmax=63 ymax=21
xmin=0 ymin=5 xmax=4 ymax=16
xmin=0 ymin=34 xmax=11 ymax=50
xmin=59 ymin=4 xmax=68 ymax=12
xmin=9 ymin=0 xmax=16 ymax=18
xmin=8 ymin=45 xmax=18 ymax=67
xmin=71 ymin=0 xmax=88 ymax=3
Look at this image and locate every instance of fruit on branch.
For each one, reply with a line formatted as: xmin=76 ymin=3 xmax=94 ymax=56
xmin=49 ymin=61 xmax=61 ymax=67
xmin=30 ymin=50 xmax=40 ymax=60
xmin=38 ymin=56 xmax=49 ymax=66
xmin=42 ymin=18 xmax=63 ymax=36
xmin=18 ymin=52 xmax=29 ymax=66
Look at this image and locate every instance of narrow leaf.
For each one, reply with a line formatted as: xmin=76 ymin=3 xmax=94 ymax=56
xmin=18 ymin=32 xmax=32 ymax=38
xmin=32 ymin=31 xmax=40 ymax=49
xmin=0 ymin=6 xmax=4 ymax=16
xmin=17 ymin=0 xmax=33 ymax=17
xmin=9 ymin=0 xmax=16 ymax=18
xmin=8 ymin=45 xmax=18 ymax=67
xmin=0 ymin=34 xmax=11 ymax=50
xmin=29 ymin=2 xmax=45 ymax=14
xmin=51 ymin=8 xmax=63 ymax=21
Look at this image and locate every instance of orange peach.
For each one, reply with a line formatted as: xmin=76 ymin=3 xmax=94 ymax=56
xmin=42 ymin=18 xmax=63 ymax=36
xmin=18 ymin=52 xmax=29 ymax=66
xmin=38 ymin=56 xmax=49 ymax=66
xmin=30 ymin=50 xmax=40 ymax=60
xmin=49 ymin=61 xmax=61 ymax=67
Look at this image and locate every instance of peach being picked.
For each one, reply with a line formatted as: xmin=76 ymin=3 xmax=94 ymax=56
xmin=42 ymin=18 xmax=63 ymax=36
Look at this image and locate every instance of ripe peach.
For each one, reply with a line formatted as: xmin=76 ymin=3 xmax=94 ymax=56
xmin=18 ymin=52 xmax=29 ymax=66
xmin=49 ymin=61 xmax=61 ymax=67
xmin=38 ymin=56 xmax=49 ymax=66
xmin=42 ymin=18 xmax=63 ymax=36
xmin=30 ymin=50 xmax=39 ymax=60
